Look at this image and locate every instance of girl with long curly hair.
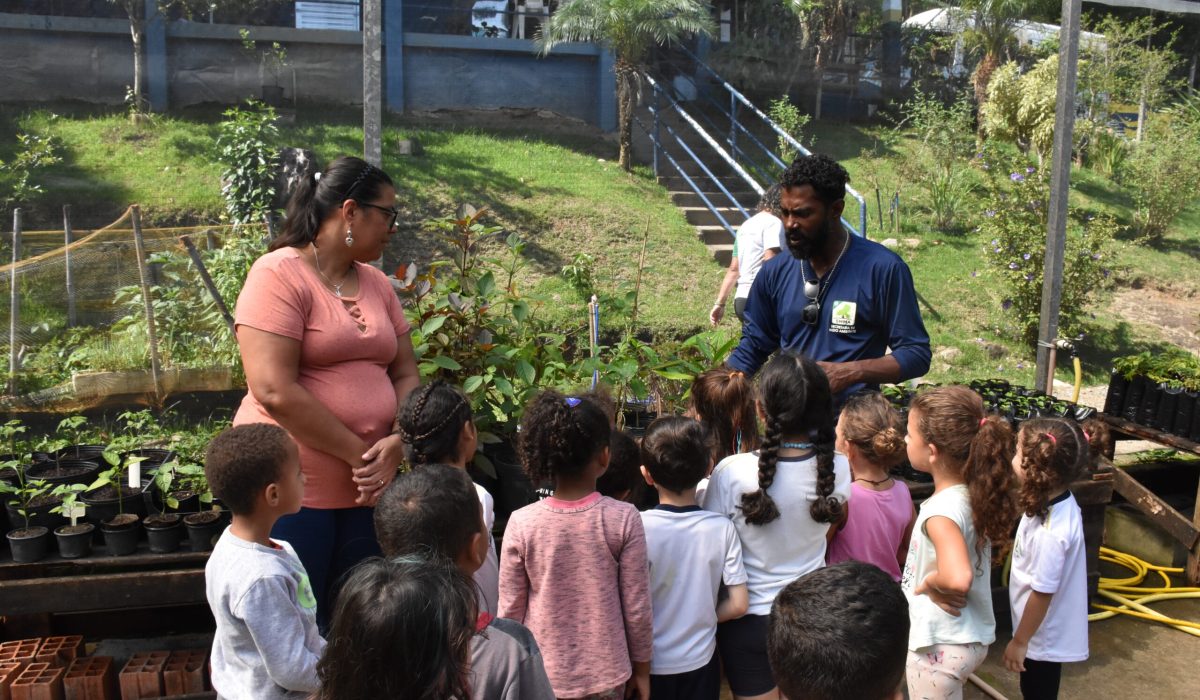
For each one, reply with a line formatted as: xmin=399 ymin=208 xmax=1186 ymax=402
xmin=1002 ymin=417 xmax=1109 ymax=699
xmin=498 ymin=391 xmax=653 ymax=699
xmin=901 ymin=385 xmax=1017 ymax=700
xmin=700 ymin=350 xmax=849 ymax=700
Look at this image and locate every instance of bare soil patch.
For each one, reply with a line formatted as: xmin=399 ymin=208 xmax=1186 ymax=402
xmin=1112 ymin=286 xmax=1200 ymax=355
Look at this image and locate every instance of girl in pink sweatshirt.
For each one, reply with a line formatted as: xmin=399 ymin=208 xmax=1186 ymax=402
xmin=499 ymin=391 xmax=653 ymax=700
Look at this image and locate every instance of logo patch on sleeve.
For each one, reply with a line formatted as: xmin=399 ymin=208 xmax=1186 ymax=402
xmin=830 ymin=301 xmax=857 ymax=333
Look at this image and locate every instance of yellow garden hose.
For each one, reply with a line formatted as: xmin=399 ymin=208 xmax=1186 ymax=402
xmin=1087 ymin=547 xmax=1200 ymax=637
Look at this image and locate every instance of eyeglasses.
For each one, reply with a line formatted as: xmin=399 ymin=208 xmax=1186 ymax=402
xmin=360 ymin=202 xmax=399 ymax=230
xmin=802 ymin=278 xmax=820 ymax=326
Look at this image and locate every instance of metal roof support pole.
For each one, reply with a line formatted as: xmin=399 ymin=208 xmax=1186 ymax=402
xmin=1034 ymin=0 xmax=1082 ymax=393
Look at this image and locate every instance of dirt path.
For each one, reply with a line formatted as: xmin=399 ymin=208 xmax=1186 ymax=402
xmin=1111 ymin=286 xmax=1200 ymax=355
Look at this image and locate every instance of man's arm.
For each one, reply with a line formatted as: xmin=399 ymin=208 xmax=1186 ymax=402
xmin=882 ymin=258 xmax=932 ymax=381
xmin=725 ymin=262 xmax=780 ymax=374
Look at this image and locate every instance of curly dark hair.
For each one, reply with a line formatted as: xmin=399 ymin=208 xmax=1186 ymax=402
xmin=518 ymin=390 xmax=611 ymax=485
xmin=597 ymin=428 xmax=645 ymax=503
xmin=1016 ymin=418 xmax=1090 ymax=518
xmin=690 ymin=367 xmax=761 ymax=464
xmin=204 ymin=423 xmax=293 ymax=515
xmin=779 ymin=153 xmax=850 ymax=206
xmin=838 ymin=391 xmax=907 ymax=467
xmin=758 ymin=183 xmax=783 ymax=214
xmin=398 ymin=381 xmax=473 ymax=466
xmin=641 ymin=416 xmax=712 ymax=493
xmin=315 ymin=556 xmax=476 ymax=700
xmin=768 ymin=561 xmax=909 ymax=700
xmin=741 ymin=350 xmax=842 ymax=526
xmin=374 ymin=463 xmax=481 ymax=561
xmin=910 ymin=386 xmax=1016 ymax=551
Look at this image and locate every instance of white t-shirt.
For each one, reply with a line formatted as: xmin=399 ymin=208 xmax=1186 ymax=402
xmin=901 ymin=484 xmax=996 ymax=650
xmin=1009 ymin=491 xmax=1089 ymax=663
xmin=474 ymin=483 xmax=499 ymax=617
xmin=734 ymin=211 xmax=783 ymax=299
xmin=701 ymin=450 xmax=851 ymax=616
xmin=640 ymin=505 xmax=748 ymax=675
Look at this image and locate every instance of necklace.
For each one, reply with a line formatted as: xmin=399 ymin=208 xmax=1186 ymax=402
xmin=781 ymin=441 xmax=814 ymax=450
xmin=854 ymin=475 xmax=893 ymax=486
xmin=802 ymin=230 xmax=851 ymax=303
xmin=311 ymin=243 xmax=350 ymax=298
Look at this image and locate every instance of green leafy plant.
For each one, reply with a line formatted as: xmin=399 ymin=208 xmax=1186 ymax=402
xmin=152 ymin=461 xmax=210 ymax=513
xmin=87 ymin=452 xmax=143 ymax=516
xmin=0 ymin=122 xmax=61 ymax=208
xmin=982 ymin=56 xmax=1059 ymax=165
xmin=1114 ymin=349 xmax=1200 ymax=391
xmin=239 ymin=27 xmax=289 ymax=87
xmin=976 ymin=146 xmax=1122 ymax=346
xmin=51 ymin=483 xmax=89 ymax=524
xmin=560 ymin=253 xmax=598 ymax=301
xmin=1121 ymin=113 xmax=1200 ymax=242
xmin=0 ymin=478 xmax=54 ymax=530
xmin=897 ymin=89 xmax=977 ymax=232
xmin=215 ymin=100 xmax=279 ymax=225
xmin=768 ymin=95 xmax=812 ymax=164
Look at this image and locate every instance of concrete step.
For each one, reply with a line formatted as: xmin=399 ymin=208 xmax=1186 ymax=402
xmin=669 ymin=190 xmax=759 ymax=209
xmin=658 ymin=174 xmax=758 ymax=192
xmin=670 ymin=157 xmax=735 ymax=177
xmin=709 ymin=243 xmax=733 ymax=268
xmin=683 ymin=206 xmax=748 ymax=228
xmin=697 ymin=225 xmax=735 ymax=246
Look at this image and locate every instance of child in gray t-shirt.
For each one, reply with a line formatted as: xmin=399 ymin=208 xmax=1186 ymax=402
xmin=203 ymin=424 xmax=325 ymax=700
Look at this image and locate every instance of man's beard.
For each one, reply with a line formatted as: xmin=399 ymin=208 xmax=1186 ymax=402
xmin=787 ymin=215 xmax=836 ymax=261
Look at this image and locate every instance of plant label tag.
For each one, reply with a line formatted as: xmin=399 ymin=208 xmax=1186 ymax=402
xmin=128 ymin=463 xmax=141 ymax=489
xmin=69 ymin=504 xmax=86 ymax=526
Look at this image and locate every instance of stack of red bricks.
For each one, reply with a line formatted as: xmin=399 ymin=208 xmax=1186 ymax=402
xmin=0 ymin=638 xmax=210 ymax=700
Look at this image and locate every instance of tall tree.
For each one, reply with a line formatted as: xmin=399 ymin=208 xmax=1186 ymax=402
xmin=785 ymin=0 xmax=870 ymax=120
xmin=539 ymin=0 xmax=716 ymax=171
xmin=958 ymin=0 xmax=1054 ymax=111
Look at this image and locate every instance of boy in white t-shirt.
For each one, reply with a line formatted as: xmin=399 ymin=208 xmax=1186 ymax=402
xmin=639 ymin=416 xmax=749 ymax=700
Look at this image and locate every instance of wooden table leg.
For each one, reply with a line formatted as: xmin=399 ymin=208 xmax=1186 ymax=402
xmin=1191 ymin=474 xmax=1200 ymax=585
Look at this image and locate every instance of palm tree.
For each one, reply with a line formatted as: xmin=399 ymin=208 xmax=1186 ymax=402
xmin=960 ymin=0 xmax=1053 ymax=112
xmin=538 ymin=0 xmax=715 ymax=171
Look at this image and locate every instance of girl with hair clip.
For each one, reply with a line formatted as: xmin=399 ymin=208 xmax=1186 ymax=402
xmin=701 ymin=350 xmax=850 ymax=700
xmin=233 ymin=155 xmax=419 ymax=626
xmin=827 ymin=391 xmax=916 ymax=581
xmin=499 ymin=390 xmax=653 ymax=700
xmin=314 ymin=556 xmax=477 ymax=700
xmin=1003 ymin=417 xmax=1109 ymax=700
xmin=397 ymin=380 xmax=499 ymax=617
xmin=901 ymin=386 xmax=1017 ymax=700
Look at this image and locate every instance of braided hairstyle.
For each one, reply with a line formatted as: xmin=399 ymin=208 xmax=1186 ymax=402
xmin=398 ymin=381 xmax=474 ymax=466
xmin=518 ymin=390 xmax=610 ymax=485
xmin=1016 ymin=418 xmax=1089 ymax=518
xmin=741 ymin=350 xmax=842 ymax=526
xmin=837 ymin=391 xmax=907 ymax=467
xmin=690 ymin=367 xmax=761 ymax=464
xmin=910 ymin=386 xmax=1016 ymax=552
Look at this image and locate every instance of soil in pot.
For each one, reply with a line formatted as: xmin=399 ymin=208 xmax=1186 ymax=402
xmin=4 ymin=492 xmax=64 ymax=531
xmin=25 ymin=459 xmax=100 ymax=486
xmin=83 ymin=483 xmax=147 ymax=524
xmin=123 ymin=448 xmax=176 ymax=469
xmin=7 ymin=525 xmax=50 ymax=562
xmin=55 ymin=522 xmax=95 ymax=559
xmin=56 ymin=444 xmax=106 ymax=462
xmin=184 ymin=510 xmax=225 ymax=551
xmin=143 ymin=483 xmax=200 ymax=514
xmin=144 ymin=513 xmax=183 ymax=553
xmin=101 ymin=513 xmax=141 ymax=556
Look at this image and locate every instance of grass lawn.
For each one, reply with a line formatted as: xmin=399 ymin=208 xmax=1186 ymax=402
xmin=2 ymin=103 xmax=1196 ymax=389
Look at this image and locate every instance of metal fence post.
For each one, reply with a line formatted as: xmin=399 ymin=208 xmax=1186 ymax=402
xmin=729 ymin=92 xmax=738 ymax=159
xmin=64 ymin=205 xmax=77 ymax=328
xmin=131 ymin=206 xmax=164 ymax=401
xmin=8 ymin=209 xmax=20 ymax=395
xmin=653 ymin=87 xmax=661 ymax=178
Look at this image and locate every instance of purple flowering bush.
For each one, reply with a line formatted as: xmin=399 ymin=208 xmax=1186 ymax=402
xmin=976 ymin=146 xmax=1121 ymax=345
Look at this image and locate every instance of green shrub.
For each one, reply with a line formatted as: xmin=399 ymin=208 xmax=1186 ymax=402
xmin=0 ymin=122 xmax=60 ymax=208
xmin=767 ymin=95 xmax=812 ymax=164
xmin=1122 ymin=115 xmax=1200 ymax=242
xmin=215 ymin=101 xmax=278 ymax=225
xmin=977 ymin=146 xmax=1122 ymax=346
xmin=898 ymin=90 xmax=976 ymax=232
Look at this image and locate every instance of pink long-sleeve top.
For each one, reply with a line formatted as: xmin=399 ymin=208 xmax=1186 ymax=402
xmin=498 ymin=492 xmax=653 ymax=698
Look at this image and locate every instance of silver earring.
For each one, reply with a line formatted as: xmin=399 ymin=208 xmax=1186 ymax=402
xmin=344 ymin=227 xmax=354 ymax=247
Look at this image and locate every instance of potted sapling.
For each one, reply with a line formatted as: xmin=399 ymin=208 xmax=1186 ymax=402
xmin=143 ymin=463 xmax=185 ymax=553
xmin=2 ymin=478 xmax=55 ymax=562
xmin=181 ymin=467 xmax=224 ymax=551
xmin=51 ymin=483 xmax=93 ymax=559
xmin=27 ymin=416 xmax=102 ymax=487
xmin=87 ymin=453 xmax=144 ymax=556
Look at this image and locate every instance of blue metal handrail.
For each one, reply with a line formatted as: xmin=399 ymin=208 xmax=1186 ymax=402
xmin=668 ymin=44 xmax=869 ymax=238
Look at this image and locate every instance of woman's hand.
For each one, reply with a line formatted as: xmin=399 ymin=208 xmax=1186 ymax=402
xmin=352 ymin=434 xmax=404 ymax=505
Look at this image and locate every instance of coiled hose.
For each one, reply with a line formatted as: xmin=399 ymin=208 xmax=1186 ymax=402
xmin=1087 ymin=547 xmax=1200 ymax=637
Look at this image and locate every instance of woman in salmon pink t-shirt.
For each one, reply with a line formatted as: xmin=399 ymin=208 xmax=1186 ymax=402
xmin=233 ymin=155 xmax=419 ymax=626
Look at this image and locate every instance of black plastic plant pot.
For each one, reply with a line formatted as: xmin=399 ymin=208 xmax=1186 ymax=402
xmin=56 ymin=444 xmax=107 ymax=462
xmin=1191 ymin=401 xmax=1200 ymax=442
xmin=1072 ymin=404 xmax=1098 ymax=422
xmin=25 ymin=459 xmax=100 ymax=487
xmin=1104 ymin=371 xmax=1128 ymax=416
xmin=7 ymin=525 xmax=50 ymax=563
xmin=1137 ymin=383 xmax=1163 ymax=429
xmin=122 ymin=448 xmax=176 ymax=469
xmin=184 ymin=511 xmax=225 ymax=552
xmin=4 ymin=493 xmax=64 ymax=531
xmin=1175 ymin=392 xmax=1197 ymax=440
xmin=144 ymin=514 xmax=183 ymax=554
xmin=1155 ymin=386 xmax=1182 ymax=436
xmin=101 ymin=514 xmax=141 ymax=556
xmin=0 ymin=462 xmax=21 ymax=487
xmin=82 ymin=484 xmax=147 ymax=525
xmin=1122 ymin=375 xmax=1149 ymax=424
xmin=54 ymin=523 xmax=95 ymax=559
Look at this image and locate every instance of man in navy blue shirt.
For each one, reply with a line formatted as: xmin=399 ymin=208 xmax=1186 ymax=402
xmin=726 ymin=154 xmax=931 ymax=401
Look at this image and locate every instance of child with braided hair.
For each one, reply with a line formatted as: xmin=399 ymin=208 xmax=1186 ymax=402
xmin=396 ymin=380 xmax=499 ymax=616
xmin=498 ymin=390 xmax=653 ymax=700
xmin=701 ymin=350 xmax=850 ymax=700
xmin=1003 ymin=417 xmax=1108 ymax=699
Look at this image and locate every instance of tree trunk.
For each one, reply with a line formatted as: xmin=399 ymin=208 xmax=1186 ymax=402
xmin=616 ymin=59 xmax=635 ymax=171
xmin=1136 ymin=85 xmax=1147 ymax=142
xmin=813 ymin=43 xmax=826 ymax=121
xmin=124 ymin=0 xmax=146 ymax=111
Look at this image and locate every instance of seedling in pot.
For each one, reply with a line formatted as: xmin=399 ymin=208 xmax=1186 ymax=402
xmin=88 ymin=452 xmax=145 ymax=517
xmin=51 ymin=483 xmax=88 ymax=526
xmin=0 ymin=478 xmax=54 ymax=530
xmin=152 ymin=462 xmax=207 ymax=513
